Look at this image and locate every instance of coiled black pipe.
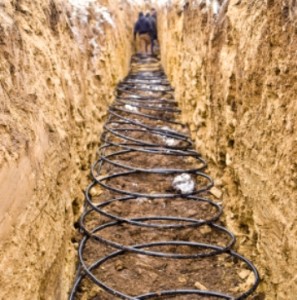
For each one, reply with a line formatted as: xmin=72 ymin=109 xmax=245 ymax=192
xmin=69 ymin=56 xmax=260 ymax=300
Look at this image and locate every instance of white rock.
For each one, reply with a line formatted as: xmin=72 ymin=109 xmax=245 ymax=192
xmin=161 ymin=126 xmax=179 ymax=146
xmin=172 ymin=173 xmax=195 ymax=194
xmin=129 ymin=94 xmax=140 ymax=98
xmin=165 ymin=137 xmax=178 ymax=146
xmin=124 ymin=104 xmax=138 ymax=112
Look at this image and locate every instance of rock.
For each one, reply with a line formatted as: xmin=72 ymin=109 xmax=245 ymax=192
xmin=238 ymin=269 xmax=251 ymax=280
xmin=225 ymin=153 xmax=233 ymax=166
xmin=89 ymin=186 xmax=103 ymax=197
xmin=214 ymin=179 xmax=223 ymax=187
xmin=73 ymin=242 xmax=79 ymax=250
xmin=178 ymin=276 xmax=187 ymax=283
xmin=200 ymin=225 xmax=212 ymax=235
xmin=172 ymin=173 xmax=195 ymax=194
xmin=88 ymin=286 xmax=102 ymax=298
xmin=210 ymin=186 xmax=222 ymax=199
xmin=115 ymin=260 xmax=125 ymax=271
xmin=194 ymin=281 xmax=208 ymax=290
xmin=124 ymin=104 xmax=138 ymax=112
xmin=236 ymin=272 xmax=256 ymax=292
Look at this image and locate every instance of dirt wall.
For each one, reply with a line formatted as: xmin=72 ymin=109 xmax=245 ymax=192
xmin=0 ymin=0 xmax=138 ymax=299
xmin=158 ymin=1 xmax=297 ymax=299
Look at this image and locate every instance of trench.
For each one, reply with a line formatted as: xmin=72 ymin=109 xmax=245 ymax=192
xmin=1 ymin=1 xmax=296 ymax=299
xmin=69 ymin=56 xmax=260 ymax=299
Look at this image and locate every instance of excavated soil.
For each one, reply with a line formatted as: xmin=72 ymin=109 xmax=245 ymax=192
xmin=158 ymin=2 xmax=297 ymax=298
xmin=0 ymin=1 xmax=139 ymax=299
xmin=71 ymin=56 xmax=262 ymax=300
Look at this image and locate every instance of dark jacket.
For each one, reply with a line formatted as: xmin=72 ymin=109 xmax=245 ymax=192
xmin=134 ymin=16 xmax=152 ymax=38
xmin=148 ymin=16 xmax=157 ymax=39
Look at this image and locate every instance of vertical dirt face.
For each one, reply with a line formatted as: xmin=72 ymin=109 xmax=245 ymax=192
xmin=0 ymin=1 xmax=139 ymax=299
xmin=157 ymin=1 xmax=297 ymax=299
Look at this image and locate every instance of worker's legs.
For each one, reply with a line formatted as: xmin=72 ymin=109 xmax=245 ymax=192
xmin=136 ymin=35 xmax=141 ymax=54
xmin=139 ymin=34 xmax=146 ymax=55
xmin=144 ymin=34 xmax=151 ymax=55
xmin=137 ymin=35 xmax=142 ymax=54
xmin=139 ymin=33 xmax=151 ymax=55
xmin=151 ymin=37 xmax=155 ymax=55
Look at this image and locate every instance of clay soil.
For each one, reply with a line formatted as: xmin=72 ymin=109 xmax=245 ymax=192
xmin=71 ymin=57 xmax=263 ymax=300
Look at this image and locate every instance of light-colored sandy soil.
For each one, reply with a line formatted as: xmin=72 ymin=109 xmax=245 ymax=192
xmin=158 ymin=1 xmax=297 ymax=299
xmin=0 ymin=0 xmax=138 ymax=299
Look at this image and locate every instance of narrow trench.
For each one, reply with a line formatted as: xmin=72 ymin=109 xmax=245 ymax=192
xmin=69 ymin=56 xmax=260 ymax=300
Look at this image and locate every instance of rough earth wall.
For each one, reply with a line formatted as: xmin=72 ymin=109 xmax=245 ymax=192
xmin=0 ymin=0 xmax=137 ymax=299
xmin=158 ymin=1 xmax=297 ymax=299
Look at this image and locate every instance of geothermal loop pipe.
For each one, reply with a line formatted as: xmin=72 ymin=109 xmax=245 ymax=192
xmin=70 ymin=56 xmax=260 ymax=300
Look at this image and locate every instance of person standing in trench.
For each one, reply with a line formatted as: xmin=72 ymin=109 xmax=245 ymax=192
xmin=133 ymin=12 xmax=152 ymax=56
xmin=149 ymin=8 xmax=158 ymax=55
xmin=144 ymin=12 xmax=157 ymax=56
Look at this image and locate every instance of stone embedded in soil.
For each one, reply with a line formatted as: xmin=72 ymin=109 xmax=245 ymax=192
xmin=238 ymin=269 xmax=251 ymax=280
xmin=164 ymin=136 xmax=178 ymax=146
xmin=178 ymin=276 xmax=187 ymax=283
xmin=194 ymin=281 xmax=208 ymax=290
xmin=115 ymin=260 xmax=125 ymax=271
xmin=89 ymin=186 xmax=103 ymax=197
xmin=210 ymin=186 xmax=223 ymax=199
xmin=125 ymin=104 xmax=139 ymax=112
xmin=200 ymin=225 xmax=213 ymax=235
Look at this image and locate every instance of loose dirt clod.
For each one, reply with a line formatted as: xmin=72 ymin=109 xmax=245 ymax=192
xmin=69 ymin=55 xmax=261 ymax=300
